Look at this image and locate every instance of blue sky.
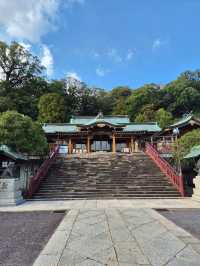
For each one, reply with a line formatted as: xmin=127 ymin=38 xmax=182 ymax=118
xmin=0 ymin=0 xmax=200 ymax=90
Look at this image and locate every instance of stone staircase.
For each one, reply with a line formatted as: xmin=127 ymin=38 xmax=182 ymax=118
xmin=32 ymin=152 xmax=181 ymax=199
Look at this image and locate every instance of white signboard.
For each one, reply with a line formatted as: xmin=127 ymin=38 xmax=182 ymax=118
xmin=59 ymin=145 xmax=68 ymax=154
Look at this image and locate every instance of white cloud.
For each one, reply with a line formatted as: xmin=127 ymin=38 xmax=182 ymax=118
xmin=41 ymin=45 xmax=54 ymax=77
xmin=92 ymin=51 xmax=100 ymax=58
xmin=107 ymin=48 xmax=122 ymax=63
xmin=126 ymin=49 xmax=134 ymax=61
xmin=96 ymin=66 xmax=109 ymax=77
xmin=0 ymin=1 xmax=85 ymax=42
xmin=66 ymin=71 xmax=81 ymax=81
xmin=0 ymin=0 xmax=60 ymax=42
xmin=19 ymin=42 xmax=31 ymax=51
xmin=152 ymin=38 xmax=166 ymax=50
xmin=92 ymin=48 xmax=136 ymax=64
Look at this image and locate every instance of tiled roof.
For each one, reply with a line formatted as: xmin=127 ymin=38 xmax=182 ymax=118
xmin=43 ymin=124 xmax=79 ymax=133
xmin=123 ymin=123 xmax=161 ymax=132
xmin=0 ymin=145 xmax=27 ymax=160
xmin=43 ymin=122 xmax=161 ymax=133
xmin=43 ymin=113 xmax=161 ymax=134
xmin=169 ymin=115 xmax=200 ymax=128
xmin=70 ymin=115 xmax=130 ymax=125
xmin=184 ymin=145 xmax=200 ymax=159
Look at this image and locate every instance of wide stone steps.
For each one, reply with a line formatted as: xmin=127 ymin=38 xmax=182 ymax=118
xmin=36 ymin=192 xmax=179 ymax=197
xmin=37 ymin=185 xmax=178 ymax=190
xmin=39 ymin=180 xmax=173 ymax=186
xmin=32 ymin=152 xmax=181 ymax=199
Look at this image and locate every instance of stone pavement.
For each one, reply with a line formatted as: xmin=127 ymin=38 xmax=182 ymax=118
xmin=0 ymin=198 xmax=200 ymax=212
xmin=33 ymin=208 xmax=200 ymax=266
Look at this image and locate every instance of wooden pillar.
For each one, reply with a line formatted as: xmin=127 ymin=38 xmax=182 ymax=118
xmin=112 ymin=134 xmax=116 ymax=153
xmin=87 ymin=136 xmax=91 ymax=153
xmin=68 ymin=138 xmax=72 ymax=154
xmin=131 ymin=136 xmax=134 ymax=153
xmin=135 ymin=139 xmax=139 ymax=152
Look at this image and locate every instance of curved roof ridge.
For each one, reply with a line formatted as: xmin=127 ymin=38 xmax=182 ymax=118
xmin=43 ymin=123 xmax=72 ymax=126
xmin=129 ymin=121 xmax=158 ymax=125
xmin=169 ymin=114 xmax=200 ymax=128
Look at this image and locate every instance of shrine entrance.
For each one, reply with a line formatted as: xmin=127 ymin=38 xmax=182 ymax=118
xmin=91 ymin=140 xmax=111 ymax=152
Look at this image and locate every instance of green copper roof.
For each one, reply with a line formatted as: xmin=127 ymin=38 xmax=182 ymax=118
xmin=70 ymin=114 xmax=130 ymax=125
xmin=184 ymin=145 xmax=200 ymax=159
xmin=43 ymin=113 xmax=160 ymax=134
xmin=84 ymin=117 xmax=124 ymax=127
xmin=43 ymin=124 xmax=79 ymax=133
xmin=0 ymin=145 xmax=27 ymax=160
xmin=169 ymin=115 xmax=200 ymax=128
xmin=124 ymin=123 xmax=161 ymax=132
xmin=43 ymin=121 xmax=161 ymax=134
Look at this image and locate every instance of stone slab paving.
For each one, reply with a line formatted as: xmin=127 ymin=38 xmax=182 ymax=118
xmin=33 ymin=208 xmax=200 ymax=266
xmin=0 ymin=198 xmax=200 ymax=212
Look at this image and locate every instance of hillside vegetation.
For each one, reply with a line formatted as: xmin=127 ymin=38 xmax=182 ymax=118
xmin=1 ymin=41 xmax=200 ymax=153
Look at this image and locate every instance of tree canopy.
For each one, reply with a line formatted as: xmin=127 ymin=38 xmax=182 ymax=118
xmin=38 ymin=93 xmax=66 ymax=123
xmin=0 ymin=111 xmax=48 ymax=154
xmin=173 ymin=129 xmax=200 ymax=162
xmin=155 ymin=108 xmax=173 ymax=129
xmin=0 ymin=41 xmax=43 ymax=88
xmin=0 ymin=41 xmax=200 ymax=128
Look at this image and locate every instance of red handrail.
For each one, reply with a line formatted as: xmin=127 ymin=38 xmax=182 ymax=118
xmin=26 ymin=144 xmax=60 ymax=198
xmin=145 ymin=143 xmax=185 ymax=197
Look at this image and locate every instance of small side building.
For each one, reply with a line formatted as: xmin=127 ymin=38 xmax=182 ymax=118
xmin=163 ymin=115 xmax=200 ymax=137
xmin=0 ymin=145 xmax=42 ymax=194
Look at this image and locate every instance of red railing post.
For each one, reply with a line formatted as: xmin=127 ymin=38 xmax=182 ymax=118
xmin=26 ymin=144 xmax=60 ymax=198
xmin=145 ymin=143 xmax=185 ymax=197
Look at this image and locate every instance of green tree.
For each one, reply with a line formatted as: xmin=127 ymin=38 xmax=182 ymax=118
xmin=78 ymin=88 xmax=99 ymax=116
xmin=0 ymin=41 xmax=50 ymax=120
xmin=135 ymin=113 xmax=146 ymax=122
xmin=0 ymin=41 xmax=43 ymax=88
xmin=48 ymin=80 xmax=65 ymax=95
xmin=127 ymin=84 xmax=161 ymax=121
xmin=64 ymin=85 xmax=83 ymax=119
xmin=38 ymin=93 xmax=66 ymax=123
xmin=135 ymin=104 xmax=157 ymax=122
xmin=155 ymin=108 xmax=173 ymax=129
xmin=160 ymin=71 xmax=200 ymax=117
xmin=110 ymin=86 xmax=132 ymax=115
xmin=9 ymin=77 xmax=50 ymax=119
xmin=177 ymin=87 xmax=200 ymax=112
xmin=65 ymin=85 xmax=110 ymax=118
xmin=0 ymin=97 xmax=16 ymax=112
xmin=174 ymin=130 xmax=200 ymax=160
xmin=0 ymin=111 xmax=48 ymax=154
xmin=95 ymin=89 xmax=113 ymax=115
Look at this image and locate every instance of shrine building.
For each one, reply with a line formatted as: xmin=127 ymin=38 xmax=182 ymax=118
xmin=43 ymin=112 xmax=161 ymax=154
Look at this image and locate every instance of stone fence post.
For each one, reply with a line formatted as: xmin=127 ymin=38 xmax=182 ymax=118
xmin=0 ymin=178 xmax=24 ymax=206
xmin=192 ymin=175 xmax=200 ymax=201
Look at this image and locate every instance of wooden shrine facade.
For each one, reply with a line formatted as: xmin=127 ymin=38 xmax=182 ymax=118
xmin=43 ymin=113 xmax=161 ymax=154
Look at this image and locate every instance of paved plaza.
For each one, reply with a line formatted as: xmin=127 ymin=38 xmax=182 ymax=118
xmin=33 ymin=207 xmax=200 ymax=266
xmin=1 ymin=199 xmax=200 ymax=266
xmin=0 ymin=198 xmax=200 ymax=212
